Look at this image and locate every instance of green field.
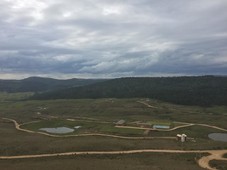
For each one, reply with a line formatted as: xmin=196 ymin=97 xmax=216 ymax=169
xmin=21 ymin=119 xmax=144 ymax=136
xmin=0 ymin=95 xmax=227 ymax=169
xmin=1 ymin=98 xmax=227 ymax=127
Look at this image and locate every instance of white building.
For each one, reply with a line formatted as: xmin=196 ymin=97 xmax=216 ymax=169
xmin=176 ymin=134 xmax=187 ymax=142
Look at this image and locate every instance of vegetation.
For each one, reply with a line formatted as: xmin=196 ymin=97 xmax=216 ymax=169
xmin=0 ymin=153 xmax=203 ymax=170
xmin=0 ymin=92 xmax=33 ymax=101
xmin=224 ymin=153 xmax=227 ymax=158
xmin=21 ymin=119 xmax=144 ymax=136
xmin=0 ymin=98 xmax=227 ymax=155
xmin=210 ymin=160 xmax=227 ymax=170
xmin=0 ymin=77 xmax=106 ymax=92
xmin=0 ymin=95 xmax=227 ymax=169
xmin=32 ymin=76 xmax=227 ymax=106
xmin=1 ymin=76 xmax=227 ymax=106
xmin=0 ymin=98 xmax=227 ymax=128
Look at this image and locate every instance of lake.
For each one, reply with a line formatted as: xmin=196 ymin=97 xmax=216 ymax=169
xmin=208 ymin=133 xmax=227 ymax=142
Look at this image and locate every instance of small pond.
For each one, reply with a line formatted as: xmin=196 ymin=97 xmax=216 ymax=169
xmin=39 ymin=127 xmax=74 ymax=134
xmin=208 ymin=133 xmax=227 ymax=142
xmin=153 ymin=125 xmax=170 ymax=129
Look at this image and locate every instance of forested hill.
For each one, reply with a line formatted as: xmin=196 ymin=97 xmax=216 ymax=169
xmin=0 ymin=77 xmax=106 ymax=92
xmin=32 ymin=76 xmax=227 ymax=106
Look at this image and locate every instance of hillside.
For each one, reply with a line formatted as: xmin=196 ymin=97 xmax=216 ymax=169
xmin=32 ymin=76 xmax=227 ymax=106
xmin=0 ymin=77 xmax=106 ymax=92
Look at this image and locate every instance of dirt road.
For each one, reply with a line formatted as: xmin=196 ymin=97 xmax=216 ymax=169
xmin=1 ymin=118 xmax=176 ymax=140
xmin=1 ymin=118 xmax=227 ymax=169
xmin=0 ymin=149 xmax=212 ymax=159
xmin=198 ymin=150 xmax=227 ymax=170
xmin=0 ymin=148 xmax=226 ymax=170
xmin=137 ymin=101 xmax=158 ymax=108
xmin=196 ymin=123 xmax=227 ymax=132
xmin=116 ymin=123 xmax=194 ymax=132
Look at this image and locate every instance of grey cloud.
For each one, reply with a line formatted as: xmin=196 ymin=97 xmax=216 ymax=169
xmin=0 ymin=0 xmax=227 ymax=78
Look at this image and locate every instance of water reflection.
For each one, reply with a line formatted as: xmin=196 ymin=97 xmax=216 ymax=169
xmin=39 ymin=127 xmax=74 ymax=134
xmin=208 ymin=133 xmax=227 ymax=142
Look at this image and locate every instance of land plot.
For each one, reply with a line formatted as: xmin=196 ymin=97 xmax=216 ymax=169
xmin=0 ymin=121 xmax=180 ymax=156
xmin=21 ymin=119 xmax=144 ymax=136
xmin=0 ymin=153 xmax=204 ymax=170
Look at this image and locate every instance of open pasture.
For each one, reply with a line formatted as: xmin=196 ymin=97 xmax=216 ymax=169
xmin=1 ymin=97 xmax=227 ymax=170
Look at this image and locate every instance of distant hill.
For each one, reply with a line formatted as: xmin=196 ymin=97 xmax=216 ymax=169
xmin=32 ymin=76 xmax=227 ymax=106
xmin=0 ymin=77 xmax=106 ymax=92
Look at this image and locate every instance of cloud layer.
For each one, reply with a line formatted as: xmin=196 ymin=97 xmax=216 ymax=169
xmin=0 ymin=0 xmax=227 ymax=79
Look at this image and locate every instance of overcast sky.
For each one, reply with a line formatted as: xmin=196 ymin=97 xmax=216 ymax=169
xmin=0 ymin=0 xmax=227 ymax=79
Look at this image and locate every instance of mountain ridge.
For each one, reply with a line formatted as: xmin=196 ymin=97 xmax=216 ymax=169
xmin=0 ymin=77 xmax=106 ymax=92
xmin=31 ymin=75 xmax=227 ymax=106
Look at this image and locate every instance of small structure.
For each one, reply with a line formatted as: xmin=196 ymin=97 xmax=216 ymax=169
xmin=116 ymin=120 xmax=126 ymax=126
xmin=181 ymin=134 xmax=187 ymax=142
xmin=176 ymin=134 xmax=182 ymax=141
xmin=176 ymin=134 xmax=187 ymax=142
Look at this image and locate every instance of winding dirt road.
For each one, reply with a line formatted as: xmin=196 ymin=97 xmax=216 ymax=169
xmin=137 ymin=101 xmax=158 ymax=108
xmin=116 ymin=123 xmax=194 ymax=132
xmin=117 ymin=121 xmax=227 ymax=133
xmin=1 ymin=118 xmax=176 ymax=140
xmin=2 ymin=117 xmax=227 ymax=170
xmin=198 ymin=150 xmax=227 ymax=170
xmin=0 ymin=149 xmax=221 ymax=159
xmin=0 ymin=148 xmax=226 ymax=170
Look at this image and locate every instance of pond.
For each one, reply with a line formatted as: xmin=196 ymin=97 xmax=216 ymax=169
xmin=39 ymin=127 xmax=74 ymax=134
xmin=153 ymin=125 xmax=170 ymax=129
xmin=208 ymin=133 xmax=227 ymax=142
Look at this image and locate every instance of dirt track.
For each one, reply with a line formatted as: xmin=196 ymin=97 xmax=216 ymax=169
xmin=2 ymin=118 xmax=176 ymax=140
xmin=2 ymin=117 xmax=227 ymax=170
xmin=198 ymin=150 xmax=227 ymax=170
xmin=137 ymin=101 xmax=158 ymax=108
xmin=0 ymin=149 xmax=222 ymax=159
xmin=0 ymin=148 xmax=226 ymax=170
xmin=116 ymin=123 xmax=194 ymax=132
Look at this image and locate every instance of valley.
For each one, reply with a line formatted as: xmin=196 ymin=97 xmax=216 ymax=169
xmin=0 ymin=98 xmax=227 ymax=169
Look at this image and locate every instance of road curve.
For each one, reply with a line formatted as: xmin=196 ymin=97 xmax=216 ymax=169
xmin=1 ymin=118 xmax=176 ymax=140
xmin=137 ymin=101 xmax=158 ymax=108
xmin=1 ymin=118 xmax=227 ymax=169
xmin=0 ymin=149 xmax=225 ymax=159
xmin=116 ymin=123 xmax=194 ymax=132
xmin=198 ymin=150 xmax=227 ymax=170
xmin=0 ymin=149 xmax=227 ymax=170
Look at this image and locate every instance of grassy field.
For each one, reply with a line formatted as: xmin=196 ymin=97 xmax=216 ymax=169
xmin=21 ymin=119 xmax=144 ymax=136
xmin=0 ymin=121 xmax=184 ymax=156
xmin=0 ymin=153 xmax=204 ymax=170
xmin=0 ymin=98 xmax=227 ymax=127
xmin=0 ymin=92 xmax=33 ymax=101
xmin=0 ymin=96 xmax=227 ymax=169
xmin=210 ymin=160 xmax=227 ymax=170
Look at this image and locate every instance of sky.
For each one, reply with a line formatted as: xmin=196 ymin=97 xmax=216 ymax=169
xmin=0 ymin=0 xmax=227 ymax=79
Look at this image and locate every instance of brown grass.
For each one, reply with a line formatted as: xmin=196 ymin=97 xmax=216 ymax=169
xmin=0 ymin=153 xmax=203 ymax=170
